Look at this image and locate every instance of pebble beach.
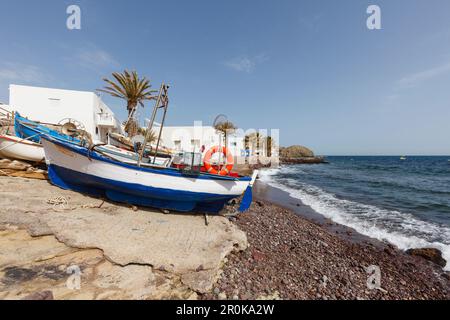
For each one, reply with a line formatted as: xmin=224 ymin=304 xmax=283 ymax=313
xmin=202 ymin=196 xmax=450 ymax=300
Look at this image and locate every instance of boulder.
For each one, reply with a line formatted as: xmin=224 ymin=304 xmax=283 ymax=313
xmin=279 ymin=145 xmax=315 ymax=158
xmin=406 ymin=248 xmax=446 ymax=267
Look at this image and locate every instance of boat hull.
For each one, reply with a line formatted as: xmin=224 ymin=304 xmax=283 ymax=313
xmin=0 ymin=135 xmax=45 ymax=162
xmin=42 ymin=136 xmax=251 ymax=213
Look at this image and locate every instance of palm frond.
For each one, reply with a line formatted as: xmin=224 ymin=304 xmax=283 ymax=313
xmin=99 ymin=69 xmax=157 ymax=136
xmin=214 ymin=121 xmax=237 ymax=134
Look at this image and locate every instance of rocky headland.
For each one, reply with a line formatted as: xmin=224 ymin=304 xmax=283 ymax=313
xmin=279 ymin=145 xmax=327 ymax=164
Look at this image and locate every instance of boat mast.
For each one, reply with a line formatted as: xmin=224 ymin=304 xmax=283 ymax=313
xmin=138 ymin=83 xmax=169 ymax=166
xmin=152 ymin=85 xmax=169 ymax=165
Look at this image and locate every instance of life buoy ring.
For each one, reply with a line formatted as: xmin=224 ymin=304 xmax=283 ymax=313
xmin=203 ymin=146 xmax=234 ymax=176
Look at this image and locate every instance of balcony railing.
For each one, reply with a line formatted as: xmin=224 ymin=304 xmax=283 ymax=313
xmin=97 ymin=113 xmax=115 ymax=127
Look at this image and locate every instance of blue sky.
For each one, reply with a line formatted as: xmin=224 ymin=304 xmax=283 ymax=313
xmin=1 ymin=0 xmax=450 ymax=155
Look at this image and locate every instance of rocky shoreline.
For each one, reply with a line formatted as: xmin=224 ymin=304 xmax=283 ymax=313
xmin=201 ymin=199 xmax=449 ymax=300
xmin=278 ymin=145 xmax=328 ymax=164
xmin=280 ymin=156 xmax=328 ymax=164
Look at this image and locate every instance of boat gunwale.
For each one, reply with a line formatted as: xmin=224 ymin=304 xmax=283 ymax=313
xmin=15 ymin=114 xmax=80 ymax=143
xmin=0 ymin=134 xmax=43 ymax=147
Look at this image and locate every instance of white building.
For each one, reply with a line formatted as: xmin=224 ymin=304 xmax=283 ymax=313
xmin=160 ymin=123 xmax=246 ymax=158
xmin=5 ymin=84 xmax=122 ymax=143
xmin=159 ymin=123 xmax=278 ymax=162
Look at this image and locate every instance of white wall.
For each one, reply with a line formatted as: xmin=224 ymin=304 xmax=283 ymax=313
xmin=92 ymin=93 xmax=122 ymax=141
xmin=228 ymin=134 xmax=246 ymax=157
xmin=160 ymin=124 xmax=245 ymax=157
xmin=8 ymin=84 xmax=121 ymax=142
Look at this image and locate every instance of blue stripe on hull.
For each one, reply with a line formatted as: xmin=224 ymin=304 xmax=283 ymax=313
xmin=48 ymin=164 xmax=234 ymax=213
xmin=15 ymin=122 xmax=42 ymax=143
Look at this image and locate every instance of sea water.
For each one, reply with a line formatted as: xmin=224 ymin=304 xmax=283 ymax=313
xmin=259 ymin=156 xmax=450 ymax=270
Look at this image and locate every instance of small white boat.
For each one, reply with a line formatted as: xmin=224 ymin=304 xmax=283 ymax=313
xmin=0 ymin=134 xmax=45 ymax=162
xmin=108 ymin=132 xmax=134 ymax=150
xmin=400 ymin=156 xmax=407 ymax=160
xmin=108 ymin=132 xmax=173 ymax=156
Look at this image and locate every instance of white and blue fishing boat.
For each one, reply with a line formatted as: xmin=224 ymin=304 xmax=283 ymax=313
xmin=40 ymin=84 xmax=258 ymax=213
xmin=41 ymin=134 xmax=253 ymax=213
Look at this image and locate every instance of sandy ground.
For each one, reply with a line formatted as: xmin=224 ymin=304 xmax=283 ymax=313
xmin=0 ymin=176 xmax=247 ymax=300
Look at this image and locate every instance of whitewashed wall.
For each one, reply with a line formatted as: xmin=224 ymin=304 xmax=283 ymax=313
xmin=8 ymin=84 xmax=121 ymax=142
xmin=160 ymin=124 xmax=245 ymax=157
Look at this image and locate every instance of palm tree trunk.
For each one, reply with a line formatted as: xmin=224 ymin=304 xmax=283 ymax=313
xmin=125 ymin=102 xmax=138 ymax=137
xmin=257 ymin=134 xmax=260 ymax=163
xmin=224 ymin=133 xmax=228 ymax=152
xmin=127 ymin=102 xmax=137 ymax=117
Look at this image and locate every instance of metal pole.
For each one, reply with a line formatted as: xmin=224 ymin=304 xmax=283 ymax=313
xmin=152 ymin=86 xmax=168 ymax=164
xmin=218 ymin=132 xmax=222 ymax=172
xmin=138 ymin=83 xmax=164 ymax=166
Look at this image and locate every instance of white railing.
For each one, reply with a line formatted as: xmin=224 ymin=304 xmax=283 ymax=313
xmin=97 ymin=113 xmax=115 ymax=127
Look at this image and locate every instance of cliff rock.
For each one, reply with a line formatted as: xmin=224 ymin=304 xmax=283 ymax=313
xmin=280 ymin=145 xmax=315 ymax=158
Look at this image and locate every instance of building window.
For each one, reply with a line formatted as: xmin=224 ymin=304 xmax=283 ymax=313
xmin=191 ymin=139 xmax=200 ymax=149
xmin=174 ymin=140 xmax=181 ymax=150
xmin=48 ymin=98 xmax=61 ymax=108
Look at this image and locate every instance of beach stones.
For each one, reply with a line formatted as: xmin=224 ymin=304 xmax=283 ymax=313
xmin=251 ymin=249 xmax=266 ymax=262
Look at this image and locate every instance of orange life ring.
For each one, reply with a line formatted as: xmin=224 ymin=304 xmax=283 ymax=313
xmin=203 ymin=146 xmax=234 ymax=176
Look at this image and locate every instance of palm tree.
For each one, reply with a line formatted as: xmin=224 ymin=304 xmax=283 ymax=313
xmin=214 ymin=120 xmax=236 ymax=150
xmin=266 ymin=135 xmax=273 ymax=157
xmin=98 ymin=70 xmax=156 ymax=136
xmin=122 ymin=119 xmax=139 ymax=137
